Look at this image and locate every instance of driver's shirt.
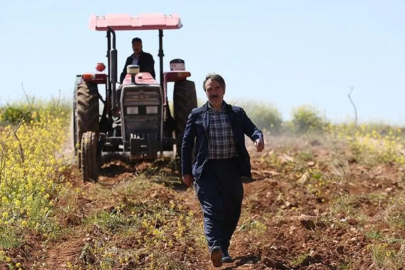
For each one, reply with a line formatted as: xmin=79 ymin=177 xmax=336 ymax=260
xmin=131 ymin=54 xmax=140 ymax=65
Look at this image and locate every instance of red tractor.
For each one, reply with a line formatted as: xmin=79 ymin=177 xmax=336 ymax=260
xmin=72 ymin=13 xmax=197 ymax=182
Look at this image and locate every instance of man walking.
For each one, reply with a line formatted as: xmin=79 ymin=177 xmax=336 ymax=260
xmin=181 ymin=73 xmax=265 ymax=267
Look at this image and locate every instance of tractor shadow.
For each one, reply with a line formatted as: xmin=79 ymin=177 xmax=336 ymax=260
xmin=138 ymin=157 xmax=188 ymax=191
xmin=98 ymin=153 xmax=187 ymax=191
xmin=97 ymin=152 xmax=266 ymax=191
xmin=99 ymin=153 xmax=136 ymax=177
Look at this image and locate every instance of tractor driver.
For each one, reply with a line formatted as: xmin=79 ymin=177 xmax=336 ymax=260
xmin=119 ymin=37 xmax=156 ymax=83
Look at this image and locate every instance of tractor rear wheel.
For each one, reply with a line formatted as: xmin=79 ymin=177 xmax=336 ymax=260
xmin=72 ymin=75 xmax=82 ymax=156
xmin=76 ymin=81 xmax=99 ymax=169
xmin=81 ymin=131 xmax=100 ymax=182
xmin=173 ymin=79 xmax=197 ymax=157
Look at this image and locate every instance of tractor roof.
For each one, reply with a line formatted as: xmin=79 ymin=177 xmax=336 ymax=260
xmin=89 ymin=13 xmax=183 ymax=31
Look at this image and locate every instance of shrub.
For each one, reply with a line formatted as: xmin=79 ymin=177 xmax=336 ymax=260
xmin=228 ymin=99 xmax=283 ymax=134
xmin=0 ymin=106 xmax=40 ymax=125
xmin=290 ymin=105 xmax=328 ymax=133
xmin=0 ymin=97 xmax=70 ymax=126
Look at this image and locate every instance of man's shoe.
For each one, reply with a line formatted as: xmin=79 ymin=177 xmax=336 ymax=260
xmin=222 ymin=251 xmax=233 ymax=263
xmin=210 ymin=246 xmax=223 ymax=267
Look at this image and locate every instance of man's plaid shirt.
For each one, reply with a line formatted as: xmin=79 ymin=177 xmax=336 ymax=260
xmin=208 ymin=104 xmax=239 ymax=159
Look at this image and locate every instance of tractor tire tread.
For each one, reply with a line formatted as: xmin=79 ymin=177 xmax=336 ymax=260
xmin=81 ymin=131 xmax=99 ymax=182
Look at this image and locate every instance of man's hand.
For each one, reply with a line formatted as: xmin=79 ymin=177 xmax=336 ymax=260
xmin=254 ymin=139 xmax=265 ymax=152
xmin=182 ymin=174 xmax=194 ymax=187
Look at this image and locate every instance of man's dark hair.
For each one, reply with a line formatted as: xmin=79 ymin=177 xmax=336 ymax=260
xmin=132 ymin=37 xmax=142 ymax=43
xmin=203 ymin=73 xmax=226 ymax=91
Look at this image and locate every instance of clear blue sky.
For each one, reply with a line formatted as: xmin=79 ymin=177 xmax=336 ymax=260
xmin=1 ymin=0 xmax=404 ymax=124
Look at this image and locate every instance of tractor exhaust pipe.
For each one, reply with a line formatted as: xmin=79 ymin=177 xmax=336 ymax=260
xmin=158 ymin=30 xmax=164 ymax=88
xmin=108 ymin=27 xmax=118 ymax=108
xmin=110 ymin=49 xmax=118 ymax=83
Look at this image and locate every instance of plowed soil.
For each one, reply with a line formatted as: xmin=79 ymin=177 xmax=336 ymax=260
xmin=4 ymin=129 xmax=405 ymax=270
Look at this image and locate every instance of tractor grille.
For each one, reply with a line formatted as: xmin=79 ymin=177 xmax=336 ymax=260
xmin=121 ymin=85 xmax=162 ymax=142
xmin=124 ymin=116 xmax=159 ymax=130
xmin=122 ymin=87 xmax=161 ymax=107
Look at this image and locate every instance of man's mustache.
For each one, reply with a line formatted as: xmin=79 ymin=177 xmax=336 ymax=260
xmin=210 ymin=95 xmax=219 ymax=98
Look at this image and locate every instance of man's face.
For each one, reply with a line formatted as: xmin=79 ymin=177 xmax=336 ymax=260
xmin=204 ymin=79 xmax=225 ymax=107
xmin=132 ymin=41 xmax=142 ymax=54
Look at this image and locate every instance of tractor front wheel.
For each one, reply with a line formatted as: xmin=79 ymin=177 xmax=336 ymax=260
xmin=76 ymin=81 xmax=99 ymax=169
xmin=81 ymin=131 xmax=100 ymax=182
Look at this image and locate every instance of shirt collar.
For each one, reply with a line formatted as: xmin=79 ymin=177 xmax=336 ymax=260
xmin=208 ymin=101 xmax=225 ymax=112
xmin=132 ymin=51 xmax=142 ymax=58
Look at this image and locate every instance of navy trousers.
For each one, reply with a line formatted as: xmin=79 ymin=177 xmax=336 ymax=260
xmin=194 ymin=157 xmax=244 ymax=252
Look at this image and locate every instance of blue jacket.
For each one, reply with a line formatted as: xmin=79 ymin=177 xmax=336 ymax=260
xmin=181 ymin=101 xmax=263 ymax=180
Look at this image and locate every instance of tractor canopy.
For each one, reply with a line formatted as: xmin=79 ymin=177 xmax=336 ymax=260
xmin=89 ymin=13 xmax=183 ymax=31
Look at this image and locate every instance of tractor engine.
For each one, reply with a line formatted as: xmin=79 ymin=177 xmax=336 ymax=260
xmin=119 ymin=67 xmax=163 ymax=160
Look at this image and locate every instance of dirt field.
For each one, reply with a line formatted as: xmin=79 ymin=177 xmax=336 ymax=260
xmin=4 ymin=127 xmax=405 ymax=270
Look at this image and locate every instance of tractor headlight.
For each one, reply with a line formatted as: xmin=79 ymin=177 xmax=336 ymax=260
xmin=126 ymin=106 xmax=139 ymax=114
xmin=127 ymin=65 xmax=140 ymax=75
xmin=146 ymin=106 xmax=158 ymax=114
